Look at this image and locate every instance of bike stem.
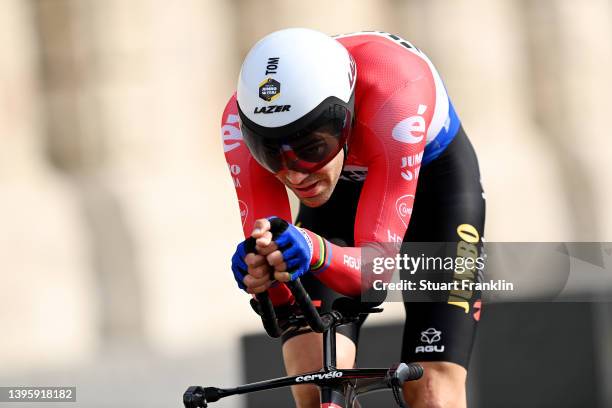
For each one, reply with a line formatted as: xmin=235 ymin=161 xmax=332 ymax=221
xmin=323 ymin=321 xmax=337 ymax=370
xmin=321 ymin=312 xmax=344 ymax=406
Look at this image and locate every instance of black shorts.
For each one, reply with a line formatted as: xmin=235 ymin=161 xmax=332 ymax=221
xmin=282 ymin=126 xmax=485 ymax=370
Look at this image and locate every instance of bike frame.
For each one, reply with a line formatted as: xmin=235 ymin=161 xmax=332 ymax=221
xmin=184 ymin=321 xmax=404 ymax=407
xmin=184 ymin=279 xmax=422 ymax=407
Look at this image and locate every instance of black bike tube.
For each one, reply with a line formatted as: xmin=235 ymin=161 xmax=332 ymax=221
xmin=286 ymin=279 xmax=328 ymax=332
xmin=244 ymin=236 xmax=283 ymax=338
xmin=193 ymin=368 xmax=390 ymax=403
xmin=184 ymin=366 xmax=419 ymax=407
xmin=254 ymin=291 xmax=282 ymax=338
xmin=323 ymin=322 xmax=337 ymax=370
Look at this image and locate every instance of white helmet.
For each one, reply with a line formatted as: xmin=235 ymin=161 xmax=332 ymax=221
xmin=237 ymin=28 xmax=357 ymax=173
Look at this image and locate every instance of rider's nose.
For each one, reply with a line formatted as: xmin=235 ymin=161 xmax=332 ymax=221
xmin=285 ymin=170 xmax=309 ymax=185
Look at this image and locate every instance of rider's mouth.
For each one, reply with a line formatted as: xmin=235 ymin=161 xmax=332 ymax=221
xmin=293 ymin=181 xmax=322 ymax=198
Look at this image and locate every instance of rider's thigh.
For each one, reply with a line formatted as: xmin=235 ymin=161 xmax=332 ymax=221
xmin=282 ymin=332 xmax=356 ymax=408
xmin=402 ymin=361 xmax=467 ymax=408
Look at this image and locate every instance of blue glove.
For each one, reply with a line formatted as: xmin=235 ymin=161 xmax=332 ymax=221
xmin=231 ymin=237 xmax=256 ymax=290
xmin=269 ymin=217 xmax=313 ymax=281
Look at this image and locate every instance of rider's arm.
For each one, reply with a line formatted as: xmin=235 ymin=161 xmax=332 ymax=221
xmin=222 ymin=94 xmax=294 ymax=305
xmin=305 ymin=58 xmax=437 ymax=296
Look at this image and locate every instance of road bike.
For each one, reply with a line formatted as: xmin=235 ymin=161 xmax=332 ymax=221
xmin=183 ymin=278 xmax=423 ymax=407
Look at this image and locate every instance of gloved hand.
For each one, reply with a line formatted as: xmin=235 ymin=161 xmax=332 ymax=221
xmin=267 ymin=217 xmax=313 ymax=281
xmin=230 ymin=237 xmax=256 ymax=290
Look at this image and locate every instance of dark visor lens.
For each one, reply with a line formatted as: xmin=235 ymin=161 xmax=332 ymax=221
xmin=240 ymin=104 xmax=351 ymax=173
xmin=288 ymin=122 xmax=342 ymax=162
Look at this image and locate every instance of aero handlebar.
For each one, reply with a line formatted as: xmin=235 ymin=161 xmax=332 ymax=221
xmin=254 ymin=291 xmax=283 ymax=338
xmin=248 ymin=220 xmax=330 ymax=337
xmin=255 ymin=278 xmax=329 ymax=337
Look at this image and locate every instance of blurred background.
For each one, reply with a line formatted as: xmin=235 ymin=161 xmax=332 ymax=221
xmin=1 ymin=0 xmax=611 ymax=407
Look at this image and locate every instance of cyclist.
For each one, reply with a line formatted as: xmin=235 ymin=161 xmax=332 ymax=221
xmin=222 ymin=28 xmax=485 ymax=408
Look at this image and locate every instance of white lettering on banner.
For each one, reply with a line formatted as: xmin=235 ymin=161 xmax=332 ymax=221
xmin=222 ymin=114 xmax=242 ymax=153
xmin=343 ymin=255 xmax=361 ymax=270
xmin=392 ymin=105 xmax=428 ymax=144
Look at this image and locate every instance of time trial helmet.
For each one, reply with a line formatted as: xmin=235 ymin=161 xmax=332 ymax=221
xmin=237 ymin=28 xmax=356 ymax=173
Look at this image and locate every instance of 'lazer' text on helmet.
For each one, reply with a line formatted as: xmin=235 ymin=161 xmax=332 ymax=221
xmin=254 ymin=105 xmax=292 ymax=114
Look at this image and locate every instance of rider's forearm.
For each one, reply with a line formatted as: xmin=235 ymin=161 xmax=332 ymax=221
xmin=302 ymin=229 xmax=366 ymax=296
